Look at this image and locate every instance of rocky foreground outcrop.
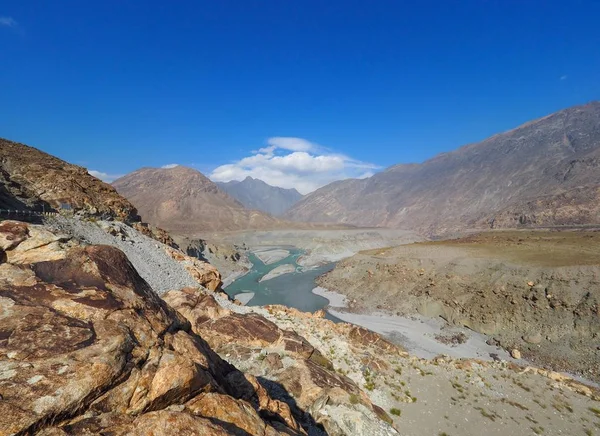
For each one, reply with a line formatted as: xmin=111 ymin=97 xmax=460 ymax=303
xmin=0 ymin=221 xmax=397 ymax=435
xmin=163 ymin=289 xmax=399 ymax=435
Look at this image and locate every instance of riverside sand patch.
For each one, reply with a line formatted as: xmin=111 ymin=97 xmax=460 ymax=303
xmin=202 ymin=229 xmax=423 ymax=268
xmin=233 ymin=292 xmax=255 ymax=305
xmin=314 ymin=286 xmax=517 ymax=362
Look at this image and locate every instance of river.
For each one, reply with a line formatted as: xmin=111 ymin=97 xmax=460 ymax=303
xmin=224 ymin=247 xmax=341 ymax=322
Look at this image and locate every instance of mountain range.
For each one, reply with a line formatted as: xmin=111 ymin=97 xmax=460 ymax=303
xmin=112 ymin=166 xmax=283 ymax=234
xmin=285 ymin=101 xmax=600 ymax=235
xmin=2 ymin=101 xmax=599 ymax=236
xmin=216 ymin=176 xmax=303 ymax=216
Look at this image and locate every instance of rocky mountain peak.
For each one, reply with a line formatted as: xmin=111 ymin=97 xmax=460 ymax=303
xmin=216 ymin=177 xmax=304 ymax=216
xmin=113 ymin=167 xmax=282 ymax=233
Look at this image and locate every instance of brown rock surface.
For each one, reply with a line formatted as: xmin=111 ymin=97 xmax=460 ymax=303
xmin=0 ymin=221 xmax=303 ymax=435
xmin=0 ymin=138 xmax=139 ymax=221
xmin=164 ymin=246 xmax=223 ymax=291
xmin=164 ymin=289 xmax=398 ymax=435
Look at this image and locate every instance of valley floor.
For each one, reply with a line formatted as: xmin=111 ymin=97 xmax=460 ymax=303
xmin=317 ymin=230 xmax=600 ymax=384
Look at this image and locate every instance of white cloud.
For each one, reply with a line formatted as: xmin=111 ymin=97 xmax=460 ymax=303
xmin=210 ymin=137 xmax=380 ymax=194
xmin=0 ymin=16 xmax=17 ymax=27
xmin=161 ymin=163 xmax=179 ymax=169
xmin=88 ymin=170 xmax=124 ymax=183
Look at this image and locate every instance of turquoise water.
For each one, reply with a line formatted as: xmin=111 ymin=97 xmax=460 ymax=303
xmin=225 ymin=248 xmax=341 ymax=322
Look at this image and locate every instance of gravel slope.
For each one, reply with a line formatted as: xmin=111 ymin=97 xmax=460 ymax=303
xmin=46 ymin=216 xmax=198 ymax=294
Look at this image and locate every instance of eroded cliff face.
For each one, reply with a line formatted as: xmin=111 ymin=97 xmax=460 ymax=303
xmin=0 ymin=221 xmax=398 ymax=435
xmin=0 ymin=138 xmax=139 ymax=221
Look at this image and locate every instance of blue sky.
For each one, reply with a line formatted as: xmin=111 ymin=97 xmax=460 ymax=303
xmin=1 ymin=1 xmax=599 ymax=193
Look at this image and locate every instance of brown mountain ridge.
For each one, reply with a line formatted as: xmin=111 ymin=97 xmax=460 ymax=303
xmin=112 ymin=166 xmax=283 ymax=234
xmin=285 ymin=101 xmax=600 ymax=236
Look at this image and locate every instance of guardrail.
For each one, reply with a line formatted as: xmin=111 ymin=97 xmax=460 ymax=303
xmin=0 ymin=209 xmax=59 ymax=218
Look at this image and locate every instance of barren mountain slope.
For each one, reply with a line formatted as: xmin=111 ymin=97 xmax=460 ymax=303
xmin=113 ymin=166 xmax=283 ymax=233
xmin=217 ymin=176 xmax=303 ymax=216
xmin=286 ymin=102 xmax=600 ymax=235
xmin=0 ymin=137 xmax=138 ymax=221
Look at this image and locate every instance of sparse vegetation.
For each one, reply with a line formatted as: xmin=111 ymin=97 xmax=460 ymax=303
xmin=390 ymin=408 xmax=401 ymax=416
xmin=475 ymin=407 xmax=499 ymax=422
xmin=349 ymin=394 xmax=359 ymax=405
xmin=501 ymin=398 xmax=529 ymax=411
xmin=589 ymin=407 xmax=600 ymax=418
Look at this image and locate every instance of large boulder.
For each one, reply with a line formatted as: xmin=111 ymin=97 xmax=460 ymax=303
xmin=0 ymin=221 xmax=302 ymax=435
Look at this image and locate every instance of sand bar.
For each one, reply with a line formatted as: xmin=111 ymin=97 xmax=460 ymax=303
xmin=260 ymin=264 xmax=296 ymax=282
xmin=252 ymin=248 xmax=290 ymax=265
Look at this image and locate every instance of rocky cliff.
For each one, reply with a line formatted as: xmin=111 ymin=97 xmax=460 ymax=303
xmin=317 ymin=230 xmax=600 ymax=382
xmin=286 ymin=102 xmax=600 ymax=235
xmin=0 ymin=138 xmax=139 ymax=221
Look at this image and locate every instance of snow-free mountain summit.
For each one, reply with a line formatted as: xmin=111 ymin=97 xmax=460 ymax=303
xmin=216 ymin=176 xmax=303 ymax=216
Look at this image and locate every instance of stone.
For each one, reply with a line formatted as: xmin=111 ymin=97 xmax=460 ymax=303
xmin=313 ymin=309 xmax=326 ymax=318
xmin=0 ymin=222 xmax=303 ymax=435
xmin=264 ymin=353 xmax=284 ymax=371
xmin=166 ymin=289 xmax=399 ymax=435
xmin=511 ymin=349 xmax=522 ymax=359
xmin=164 ymin=246 xmax=222 ymax=290
xmin=523 ymin=332 xmax=543 ymax=344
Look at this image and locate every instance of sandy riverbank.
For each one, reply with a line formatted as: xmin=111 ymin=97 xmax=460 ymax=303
xmin=313 ymin=286 xmax=519 ymax=362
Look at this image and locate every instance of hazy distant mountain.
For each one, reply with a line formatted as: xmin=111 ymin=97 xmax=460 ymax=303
xmin=113 ymin=167 xmax=282 ymax=234
xmin=216 ymin=177 xmax=303 ymax=216
xmin=285 ymin=102 xmax=600 ymax=235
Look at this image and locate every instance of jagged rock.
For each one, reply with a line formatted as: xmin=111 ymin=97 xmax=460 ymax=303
xmin=132 ymin=222 xmax=179 ymax=248
xmin=164 ymin=246 xmax=223 ymax=291
xmin=0 ymin=221 xmax=302 ymax=435
xmin=165 ymin=289 xmax=398 ymax=435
